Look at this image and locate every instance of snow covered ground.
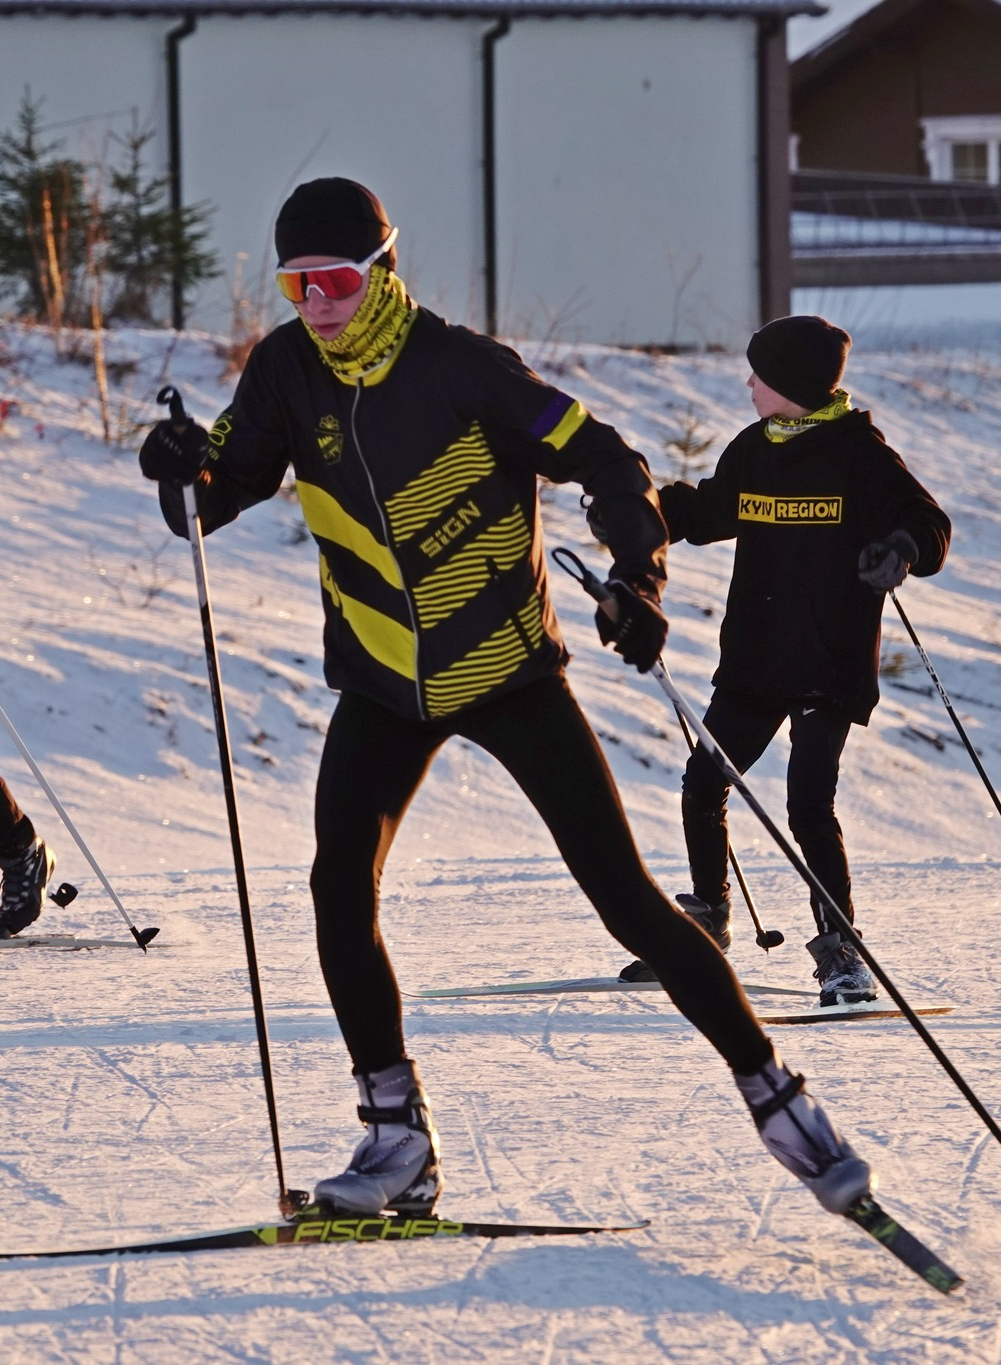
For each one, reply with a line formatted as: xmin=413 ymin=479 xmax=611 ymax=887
xmin=0 ymin=320 xmax=999 ymax=1362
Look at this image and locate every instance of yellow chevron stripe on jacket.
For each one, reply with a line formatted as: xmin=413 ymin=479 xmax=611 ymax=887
xmin=298 ymin=480 xmax=403 ymax=587
xmin=412 ymin=510 xmax=532 ymax=628
xmin=385 ymin=424 xmax=495 ymax=542
xmin=542 ymin=399 xmax=587 ymax=450
xmin=320 ymin=556 xmax=415 ymax=680
xmin=424 ymin=596 xmax=545 ymax=716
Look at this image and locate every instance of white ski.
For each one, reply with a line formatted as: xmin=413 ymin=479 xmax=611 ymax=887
xmin=0 ymin=934 xmax=150 ymax=951
xmin=408 ymin=976 xmax=815 ymax=1000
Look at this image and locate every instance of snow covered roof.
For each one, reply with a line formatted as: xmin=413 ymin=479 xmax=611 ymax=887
xmin=0 ymin=0 xmax=823 ymax=18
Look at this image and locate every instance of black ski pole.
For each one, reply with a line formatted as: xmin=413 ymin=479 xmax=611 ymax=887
xmin=890 ymin=589 xmax=1001 ymax=821
xmin=668 ymin=701 xmax=784 ymax=952
xmin=0 ymin=700 xmax=159 ymax=949
xmin=156 ymin=385 xmax=307 ymax=1217
xmin=553 ymin=546 xmax=1001 ymax=1150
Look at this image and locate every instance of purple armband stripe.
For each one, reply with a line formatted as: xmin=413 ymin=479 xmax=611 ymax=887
xmin=529 ymin=392 xmax=574 ymax=442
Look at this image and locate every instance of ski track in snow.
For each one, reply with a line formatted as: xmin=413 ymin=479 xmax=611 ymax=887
xmin=0 ymin=324 xmax=999 ymax=1360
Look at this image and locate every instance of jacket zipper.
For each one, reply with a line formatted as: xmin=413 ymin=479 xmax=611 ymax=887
xmin=348 ymin=381 xmax=427 ymax=720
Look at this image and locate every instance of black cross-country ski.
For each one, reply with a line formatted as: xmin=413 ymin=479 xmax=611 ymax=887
xmin=0 ymin=1210 xmax=649 ymax=1260
xmin=757 ymin=999 xmax=954 ymax=1025
xmin=408 ymin=976 xmax=815 ymax=1000
xmin=844 ymin=1195 xmax=963 ymax=1294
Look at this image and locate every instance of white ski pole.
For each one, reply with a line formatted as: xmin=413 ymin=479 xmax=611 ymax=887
xmin=0 ymin=702 xmax=158 ymax=949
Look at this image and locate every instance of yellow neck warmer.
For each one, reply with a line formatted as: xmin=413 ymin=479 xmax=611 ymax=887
xmin=303 ymin=265 xmax=418 ymax=386
xmin=765 ymin=388 xmax=852 ymax=444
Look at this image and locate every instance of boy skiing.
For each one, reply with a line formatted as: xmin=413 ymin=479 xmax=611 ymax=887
xmin=139 ymin=182 xmax=873 ymax=1221
xmin=0 ymin=773 xmax=56 ymax=937
xmin=601 ymin=316 xmax=951 ymax=1002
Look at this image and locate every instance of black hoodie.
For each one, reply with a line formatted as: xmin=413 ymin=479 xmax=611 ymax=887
xmin=660 ymin=410 xmax=951 ymax=722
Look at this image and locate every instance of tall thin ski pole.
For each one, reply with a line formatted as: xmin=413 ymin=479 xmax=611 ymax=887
xmin=0 ymin=701 xmax=158 ymax=950
xmin=890 ymin=589 xmax=1001 ymax=820
xmin=554 ymin=546 xmax=1001 ymax=1149
xmin=669 ymin=701 xmax=784 ymax=951
xmin=157 ymin=386 xmax=306 ymax=1217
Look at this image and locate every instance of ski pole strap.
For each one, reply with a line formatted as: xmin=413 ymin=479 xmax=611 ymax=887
xmin=747 ymin=1072 xmax=806 ymax=1129
xmin=551 ymin=546 xmax=616 ymax=615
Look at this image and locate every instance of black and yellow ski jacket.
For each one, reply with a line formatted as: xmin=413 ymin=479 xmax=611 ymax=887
xmin=158 ymin=311 xmax=667 ymax=721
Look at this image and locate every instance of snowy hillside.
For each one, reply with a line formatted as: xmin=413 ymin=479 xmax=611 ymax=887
xmin=0 ymin=321 xmax=999 ymax=1361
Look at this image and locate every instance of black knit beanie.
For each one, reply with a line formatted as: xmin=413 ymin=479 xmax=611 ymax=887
xmin=746 ymin=315 xmax=851 ymax=412
xmin=275 ymin=178 xmax=397 ymax=268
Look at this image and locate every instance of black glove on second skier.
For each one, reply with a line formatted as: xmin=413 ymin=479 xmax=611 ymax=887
xmin=858 ymin=529 xmax=919 ymax=592
xmin=595 ymin=580 xmax=668 ymax=673
xmin=139 ymin=420 xmax=210 ymax=483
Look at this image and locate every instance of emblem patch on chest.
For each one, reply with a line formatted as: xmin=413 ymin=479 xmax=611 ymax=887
xmin=316 ymin=415 xmax=343 ymax=464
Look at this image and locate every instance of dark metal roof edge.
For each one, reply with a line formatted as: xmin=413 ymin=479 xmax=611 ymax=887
xmin=792 ymin=0 xmax=1001 ymax=87
xmin=0 ymin=0 xmax=823 ymax=18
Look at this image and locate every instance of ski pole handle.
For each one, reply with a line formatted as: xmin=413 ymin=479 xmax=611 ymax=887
xmin=156 ymin=384 xmax=190 ymax=432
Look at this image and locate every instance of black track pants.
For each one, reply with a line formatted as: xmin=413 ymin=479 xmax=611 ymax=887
xmin=681 ymin=690 xmax=854 ymax=936
xmin=311 ymin=673 xmax=772 ymax=1077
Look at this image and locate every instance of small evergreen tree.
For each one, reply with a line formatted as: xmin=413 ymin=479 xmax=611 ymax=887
xmin=0 ymin=90 xmax=88 ymax=325
xmin=0 ymin=95 xmax=220 ymax=329
xmin=104 ymin=119 xmax=219 ymax=324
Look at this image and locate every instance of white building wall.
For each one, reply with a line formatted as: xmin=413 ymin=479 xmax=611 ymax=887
xmin=0 ymin=12 xmax=764 ymax=349
xmin=496 ymin=17 xmax=760 ymax=349
xmin=0 ymin=18 xmax=170 ymax=173
xmin=179 ymin=15 xmax=486 ymax=334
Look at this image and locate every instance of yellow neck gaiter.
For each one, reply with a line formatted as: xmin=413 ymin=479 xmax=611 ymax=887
xmin=764 ymin=388 xmax=852 ymax=444
xmin=303 ymin=265 xmax=418 ymax=386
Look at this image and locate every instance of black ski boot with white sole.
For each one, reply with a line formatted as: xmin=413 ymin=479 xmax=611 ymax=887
xmin=0 ymin=837 xmax=56 ymax=938
xmin=734 ymin=1050 xmax=873 ymax=1214
xmin=314 ymin=1059 xmax=443 ymax=1216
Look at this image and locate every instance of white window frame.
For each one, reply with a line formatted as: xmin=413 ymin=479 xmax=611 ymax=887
xmin=920 ymin=115 xmax=1001 ymax=185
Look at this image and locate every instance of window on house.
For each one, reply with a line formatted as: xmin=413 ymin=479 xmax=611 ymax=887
xmin=951 ymin=143 xmax=989 ymax=182
xmin=920 ymin=117 xmax=1001 ymax=186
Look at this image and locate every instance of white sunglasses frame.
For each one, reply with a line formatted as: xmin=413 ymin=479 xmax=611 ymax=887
xmin=276 ymin=226 xmax=399 ymax=300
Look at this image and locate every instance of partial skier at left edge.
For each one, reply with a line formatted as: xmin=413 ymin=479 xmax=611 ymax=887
xmin=138 ymin=175 xmax=875 ymax=1229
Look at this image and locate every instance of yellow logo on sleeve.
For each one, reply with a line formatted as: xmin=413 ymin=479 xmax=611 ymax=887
xmin=738 ymin=493 xmax=842 ymax=524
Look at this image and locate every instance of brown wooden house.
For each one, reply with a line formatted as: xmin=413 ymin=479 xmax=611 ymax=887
xmin=791 ymin=0 xmax=1001 ymax=182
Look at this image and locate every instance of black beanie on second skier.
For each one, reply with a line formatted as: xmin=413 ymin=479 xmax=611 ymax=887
xmin=274 ymin=178 xmax=398 ymax=268
xmin=746 ymin=315 xmax=851 ymax=412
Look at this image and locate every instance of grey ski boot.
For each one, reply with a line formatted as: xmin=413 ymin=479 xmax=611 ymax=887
xmin=314 ymin=1059 xmax=443 ymax=1216
xmin=0 ymin=836 xmax=55 ymax=938
xmin=676 ymin=892 xmax=732 ymax=953
xmin=619 ymin=892 xmax=732 ymax=981
xmin=734 ymin=1049 xmax=873 ymax=1214
xmin=807 ymin=931 xmax=877 ymax=1008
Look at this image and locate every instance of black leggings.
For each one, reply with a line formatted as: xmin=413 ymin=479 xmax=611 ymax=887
xmin=311 ymin=673 xmax=772 ymax=1077
xmin=682 ymin=690 xmax=854 ymax=936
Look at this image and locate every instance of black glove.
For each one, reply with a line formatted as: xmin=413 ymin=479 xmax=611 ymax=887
xmin=595 ymin=580 xmax=668 ymax=673
xmin=583 ymin=495 xmax=609 ymax=546
xmin=139 ymin=420 xmax=210 ymax=483
xmin=858 ymin=529 xmax=919 ymax=592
